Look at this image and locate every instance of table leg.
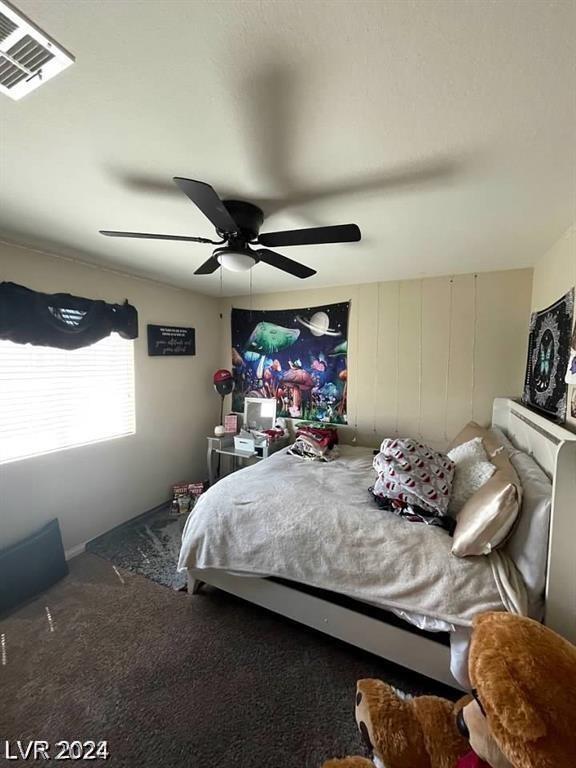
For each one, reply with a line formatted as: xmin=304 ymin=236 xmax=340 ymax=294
xmin=207 ymin=443 xmax=215 ymax=486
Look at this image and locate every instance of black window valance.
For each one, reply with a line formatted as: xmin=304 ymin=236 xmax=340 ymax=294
xmin=0 ymin=281 xmax=138 ymax=350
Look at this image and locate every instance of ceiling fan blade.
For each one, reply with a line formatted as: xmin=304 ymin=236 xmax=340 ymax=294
xmin=194 ymin=256 xmax=221 ymax=275
xmin=173 ymin=177 xmax=238 ymax=234
xmin=100 ymin=230 xmax=217 ymax=243
xmin=258 ymin=223 xmax=361 ymax=248
xmin=256 ymin=249 xmax=316 ymax=279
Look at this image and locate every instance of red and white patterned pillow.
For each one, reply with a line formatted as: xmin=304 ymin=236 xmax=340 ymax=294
xmin=372 ymin=438 xmax=455 ymax=517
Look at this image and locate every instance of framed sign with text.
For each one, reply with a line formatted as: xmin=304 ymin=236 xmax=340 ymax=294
xmin=147 ymin=324 xmax=196 ymax=356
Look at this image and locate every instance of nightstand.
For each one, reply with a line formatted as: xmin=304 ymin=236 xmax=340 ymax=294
xmin=206 ymin=435 xmax=289 ymax=485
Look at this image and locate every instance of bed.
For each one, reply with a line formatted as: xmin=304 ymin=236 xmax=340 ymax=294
xmin=178 ymin=398 xmax=576 ymax=689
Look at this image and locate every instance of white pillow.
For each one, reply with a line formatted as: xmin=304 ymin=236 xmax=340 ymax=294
xmin=490 ymin=426 xmax=519 ymax=456
xmin=485 ymin=427 xmax=551 ymax=617
xmin=448 ymin=435 xmax=487 ymax=464
xmin=447 ymin=437 xmax=496 ymax=515
xmin=505 ymin=451 xmax=552 ymax=620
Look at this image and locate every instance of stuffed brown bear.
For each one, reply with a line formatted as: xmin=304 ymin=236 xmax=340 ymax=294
xmin=459 ymin=612 xmax=576 ymax=767
xmin=322 ymin=611 xmax=576 ymax=768
xmin=322 ymin=679 xmax=470 ymax=768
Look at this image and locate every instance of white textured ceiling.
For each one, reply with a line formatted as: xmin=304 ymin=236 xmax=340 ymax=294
xmin=1 ymin=0 xmax=575 ymax=296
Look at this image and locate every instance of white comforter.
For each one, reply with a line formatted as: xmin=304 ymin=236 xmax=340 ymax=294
xmin=178 ymin=446 xmax=525 ymax=628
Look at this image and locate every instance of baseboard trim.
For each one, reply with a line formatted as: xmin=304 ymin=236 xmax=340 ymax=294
xmin=84 ymin=500 xmax=171 ymax=551
xmin=65 ymin=542 xmax=87 ymax=561
xmin=64 ymin=500 xmax=171 ymax=562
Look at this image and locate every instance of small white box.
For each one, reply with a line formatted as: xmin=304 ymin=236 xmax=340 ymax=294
xmin=234 ymin=436 xmax=255 ymax=453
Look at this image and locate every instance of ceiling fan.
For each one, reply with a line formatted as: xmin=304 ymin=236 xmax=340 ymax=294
xmin=100 ymin=178 xmax=361 ymax=279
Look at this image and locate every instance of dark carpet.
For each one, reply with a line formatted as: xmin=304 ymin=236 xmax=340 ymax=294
xmin=0 ymin=555 xmax=457 ymax=767
xmin=87 ymin=504 xmax=188 ymax=590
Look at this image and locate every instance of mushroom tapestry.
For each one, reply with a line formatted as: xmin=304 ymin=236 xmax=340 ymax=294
xmin=231 ymin=302 xmax=350 ymax=424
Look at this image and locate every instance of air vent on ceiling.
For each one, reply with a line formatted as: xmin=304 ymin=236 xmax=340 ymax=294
xmin=0 ymin=0 xmax=74 ymax=100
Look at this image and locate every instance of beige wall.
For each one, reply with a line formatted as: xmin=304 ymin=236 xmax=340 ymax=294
xmin=0 ymin=242 xmax=221 ymax=552
xmin=220 ymin=268 xmax=533 ymax=450
xmin=0 ymin=243 xmax=537 ymax=554
xmin=531 ymin=223 xmax=576 ymax=428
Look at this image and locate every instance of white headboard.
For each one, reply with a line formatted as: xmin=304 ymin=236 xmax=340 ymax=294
xmin=492 ymin=398 xmax=576 ymax=643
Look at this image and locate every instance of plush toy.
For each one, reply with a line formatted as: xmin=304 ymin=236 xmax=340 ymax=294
xmin=322 ymin=679 xmax=471 ymax=768
xmin=322 ymin=611 xmax=576 ymax=768
xmin=459 ymin=612 xmax=576 ymax=767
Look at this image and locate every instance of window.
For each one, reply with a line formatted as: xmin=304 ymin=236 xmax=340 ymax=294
xmin=0 ymin=334 xmax=135 ymax=464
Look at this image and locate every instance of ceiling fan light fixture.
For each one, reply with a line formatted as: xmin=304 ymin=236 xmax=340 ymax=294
xmin=99 ymin=177 xmax=361 ymax=281
xmin=215 ymin=247 xmax=255 ymax=273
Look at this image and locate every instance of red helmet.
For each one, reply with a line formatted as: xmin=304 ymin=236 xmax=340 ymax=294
xmin=213 ymin=369 xmax=233 ymax=384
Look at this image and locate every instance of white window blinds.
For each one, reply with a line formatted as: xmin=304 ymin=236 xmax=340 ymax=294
xmin=0 ymin=334 xmax=135 ymax=464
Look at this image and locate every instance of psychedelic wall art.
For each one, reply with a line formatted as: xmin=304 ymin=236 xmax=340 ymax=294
xmin=565 ymin=319 xmax=576 ymax=386
xmin=522 ymin=288 xmax=574 ymax=422
xmin=567 ymin=315 xmax=576 ymax=422
xmin=231 ymin=302 xmax=350 ymax=423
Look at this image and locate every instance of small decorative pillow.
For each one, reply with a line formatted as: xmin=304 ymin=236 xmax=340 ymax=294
xmin=447 ymin=437 xmax=496 ymax=515
xmin=451 ymin=473 xmax=519 ymax=557
xmin=449 ymin=421 xmax=504 ymax=459
xmin=449 ymin=422 xmax=522 ymax=557
xmin=447 ymin=435 xmax=487 ymax=464
xmin=372 ymin=438 xmax=455 ymax=518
